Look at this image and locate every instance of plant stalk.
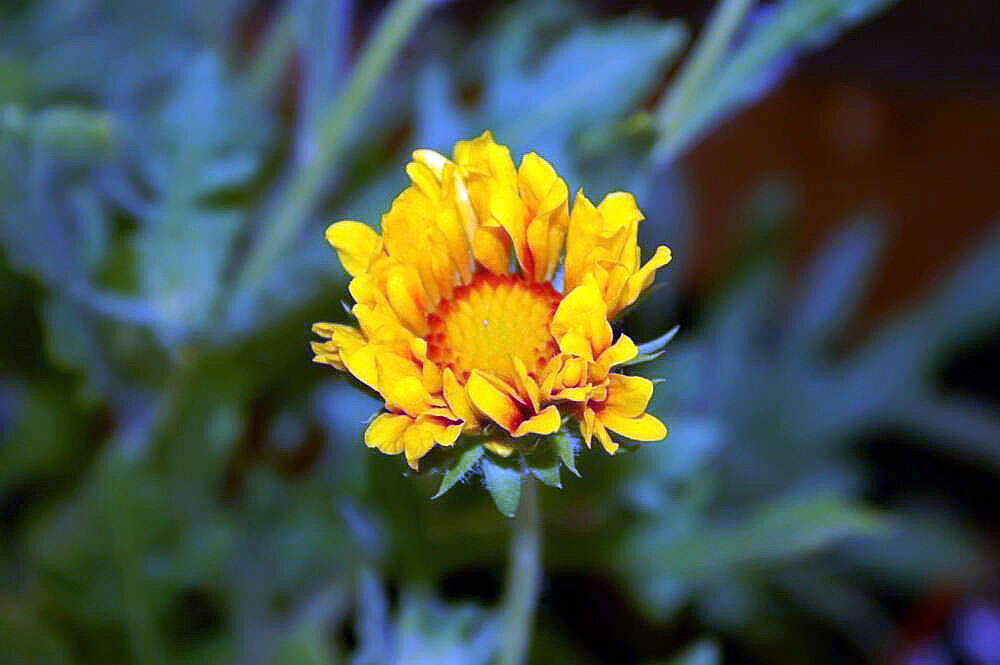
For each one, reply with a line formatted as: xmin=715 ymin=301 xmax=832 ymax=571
xmin=233 ymin=0 xmax=432 ymax=301
xmin=500 ymin=476 xmax=542 ymax=665
xmin=654 ymin=0 xmax=754 ymax=156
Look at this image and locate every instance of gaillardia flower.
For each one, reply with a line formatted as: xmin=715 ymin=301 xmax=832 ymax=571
xmin=312 ymin=132 xmax=671 ymax=472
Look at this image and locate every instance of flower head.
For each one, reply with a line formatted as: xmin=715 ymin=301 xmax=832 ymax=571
xmin=312 ymin=132 xmax=671 ymax=476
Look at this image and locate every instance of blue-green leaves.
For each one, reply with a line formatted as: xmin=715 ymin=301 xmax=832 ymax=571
xmin=433 ymin=441 xmax=485 ymax=499
xmin=482 ymin=455 xmax=523 ymax=517
xmin=625 ymin=325 xmax=681 ymax=366
xmin=622 ymin=491 xmax=889 ymax=619
xmin=417 ymin=9 xmax=688 ymax=179
xmin=428 ymin=429 xmax=587 ymax=514
xmin=652 ymin=0 xmax=901 ymax=163
xmin=4 ymin=0 xmax=981 ymax=663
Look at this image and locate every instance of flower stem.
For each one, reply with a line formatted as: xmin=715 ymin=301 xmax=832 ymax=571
xmin=653 ymin=0 xmax=754 ymax=161
xmin=233 ymin=0 xmax=433 ymax=301
xmin=500 ymin=476 xmax=542 ymax=665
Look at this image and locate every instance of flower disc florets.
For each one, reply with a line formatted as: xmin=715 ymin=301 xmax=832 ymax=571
xmin=312 ymin=132 xmax=672 ymax=476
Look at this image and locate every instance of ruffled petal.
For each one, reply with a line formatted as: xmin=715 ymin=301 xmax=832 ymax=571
xmin=512 ymin=356 xmax=541 ymax=413
xmin=466 ymin=371 xmax=523 ymax=433
xmin=550 ymin=284 xmax=613 ymax=361
xmin=402 ymin=422 xmax=435 ymax=469
xmin=603 ymin=374 xmax=654 ymax=418
xmin=598 ymin=412 xmax=667 ymax=442
xmin=473 ymin=225 xmax=513 ymax=275
xmin=442 ymin=367 xmax=479 ymax=431
xmin=311 ymin=323 xmax=365 ymax=370
xmin=596 ymin=191 xmax=643 ymax=270
xmin=593 ymin=334 xmax=638 ymax=380
xmin=592 ymin=418 xmax=618 ymax=454
xmin=381 ymin=187 xmax=454 ymax=304
xmin=490 ymin=184 xmax=531 ymax=275
xmin=619 ymin=245 xmax=672 ymax=315
xmin=385 ymin=263 xmax=429 ymax=335
xmin=519 ymin=153 xmax=569 ymax=281
xmin=325 ymin=221 xmax=383 ymax=276
xmin=364 ymin=413 xmax=410 ymax=455
xmin=374 ymin=353 xmax=441 ymax=417
xmin=512 ymin=405 xmax=561 ymax=437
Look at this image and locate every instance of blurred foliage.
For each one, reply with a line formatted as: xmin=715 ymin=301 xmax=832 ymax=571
xmin=2 ymin=0 xmax=998 ymax=664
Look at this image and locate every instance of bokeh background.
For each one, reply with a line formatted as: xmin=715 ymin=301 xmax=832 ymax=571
xmin=1 ymin=1 xmax=998 ymax=664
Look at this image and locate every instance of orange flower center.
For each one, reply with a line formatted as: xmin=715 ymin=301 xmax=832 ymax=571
xmin=427 ymin=272 xmax=562 ymax=382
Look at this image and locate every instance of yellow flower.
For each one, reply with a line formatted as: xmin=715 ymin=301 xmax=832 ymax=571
xmin=312 ymin=132 xmax=671 ymax=469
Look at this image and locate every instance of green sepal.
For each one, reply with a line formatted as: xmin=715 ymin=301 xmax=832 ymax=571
xmin=623 ymin=324 xmax=679 ymax=366
xmin=432 ymin=441 xmax=485 ymax=499
xmin=525 ymin=438 xmax=562 ymax=488
xmin=552 ymin=429 xmax=581 ymax=477
xmin=482 ymin=456 xmax=522 ymax=517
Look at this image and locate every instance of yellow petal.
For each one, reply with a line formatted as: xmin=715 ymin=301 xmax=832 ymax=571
xmin=352 ymin=303 xmax=414 ymax=348
xmin=412 ymin=148 xmax=448 ymax=177
xmin=512 ymin=356 xmax=540 ymax=413
xmin=550 ymin=284 xmax=613 ymax=360
xmin=405 ymin=159 xmax=474 ymax=281
xmin=454 ymin=131 xmax=517 ymax=189
xmin=603 ymin=374 xmax=654 ymax=418
xmin=325 ymin=221 xmax=383 ymax=276
xmin=442 ymin=368 xmax=479 ymax=430
xmin=619 ymin=245 xmax=672 ymax=314
xmin=473 ymin=225 xmax=513 ymax=275
xmin=310 ymin=323 xmax=365 ymax=370
xmin=559 ymin=357 xmax=588 ymax=387
xmin=381 ymin=376 xmax=435 ymax=417
xmin=538 ymin=354 xmax=563 ymax=400
xmin=580 ymin=407 xmax=597 ymax=448
xmin=596 ymin=262 xmax=631 ymax=315
xmin=403 ymin=422 xmax=436 ymax=469
xmin=433 ymin=420 xmax=463 ymax=446
xmin=341 ymin=344 xmax=381 ymax=391
xmin=519 ymin=153 xmax=569 ymax=281
xmin=550 ymin=385 xmax=596 ymax=402
xmin=490 ymin=185 xmax=530 ymax=275
xmin=518 ymin=153 xmax=565 ymax=214
xmin=597 ymin=192 xmax=640 ymax=268
xmin=564 ymin=190 xmax=601 ymax=291
xmin=598 ymin=412 xmax=667 ymax=442
xmin=594 ymin=334 xmax=638 ymax=379
xmin=364 ymin=413 xmax=410 ymax=455
xmin=374 ymin=353 xmax=437 ymax=416
xmin=593 ymin=419 xmax=618 ymax=454
xmin=513 ymin=405 xmax=561 ymax=437
xmin=484 ymin=439 xmax=516 ymax=457
xmin=467 ymin=371 xmax=522 ymax=433
xmin=385 ymin=264 xmax=428 ymax=335
xmin=381 ymin=187 xmax=452 ymax=304
xmin=310 ymin=341 xmax=343 ymax=369
xmin=421 ymin=360 xmax=442 ymax=394
xmin=405 ymin=160 xmax=440 ymax=199
xmin=348 ymin=272 xmax=387 ymax=309
xmin=597 ymin=192 xmax=643 ymax=268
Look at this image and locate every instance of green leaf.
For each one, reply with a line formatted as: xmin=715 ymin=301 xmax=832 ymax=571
xmin=0 ymin=602 xmax=75 ymax=665
xmin=526 ymin=439 xmax=562 ymax=488
xmin=418 ymin=13 xmax=688 ymax=177
xmin=482 ymin=457 xmax=522 ymax=517
xmin=433 ymin=442 xmax=485 ymax=499
xmin=273 ymin=623 xmax=339 ymax=665
xmin=627 ymin=492 xmax=889 ymax=581
xmin=653 ymin=0 xmax=899 ymax=163
xmin=625 ymin=324 xmax=680 ymax=366
xmin=662 ymin=639 xmax=721 ymax=665
xmin=552 ymin=430 xmax=580 ymax=478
